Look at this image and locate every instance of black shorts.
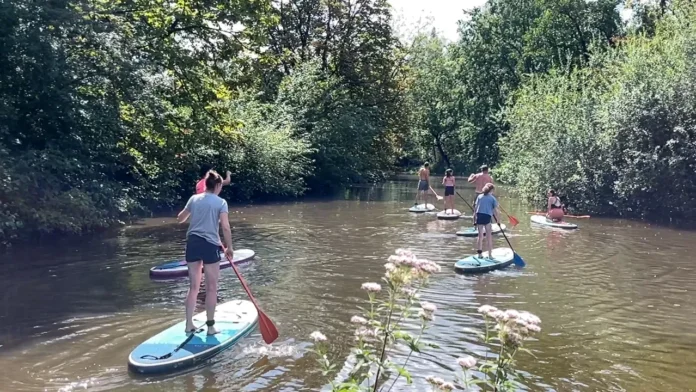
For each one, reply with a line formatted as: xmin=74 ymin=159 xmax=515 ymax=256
xmin=418 ymin=180 xmax=429 ymax=191
xmin=185 ymin=235 xmax=222 ymax=264
xmin=445 ymin=186 xmax=455 ymax=196
xmin=476 ymin=213 xmax=492 ymax=225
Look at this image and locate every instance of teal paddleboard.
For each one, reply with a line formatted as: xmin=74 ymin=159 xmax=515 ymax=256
xmin=454 ymin=248 xmax=514 ymax=274
xmin=456 ymin=223 xmax=506 ymax=237
xmin=128 ymin=300 xmax=258 ymax=374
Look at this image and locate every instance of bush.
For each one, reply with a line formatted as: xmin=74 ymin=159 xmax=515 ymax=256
xmin=498 ymin=1 xmax=696 ymax=220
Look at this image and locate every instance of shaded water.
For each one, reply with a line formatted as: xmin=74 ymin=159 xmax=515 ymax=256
xmin=1 ymin=181 xmax=696 ymax=391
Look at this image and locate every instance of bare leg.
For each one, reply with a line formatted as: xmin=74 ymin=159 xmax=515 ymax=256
xmin=186 ymin=261 xmax=204 ymax=332
xmin=476 ymin=225 xmax=484 ymax=257
xmin=485 ymin=223 xmax=494 ymax=257
xmin=203 ymin=262 xmax=221 ymax=335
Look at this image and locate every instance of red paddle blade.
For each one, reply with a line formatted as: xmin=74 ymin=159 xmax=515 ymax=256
xmin=258 ymin=310 xmax=279 ymax=344
xmin=509 ymin=215 xmax=520 ymax=227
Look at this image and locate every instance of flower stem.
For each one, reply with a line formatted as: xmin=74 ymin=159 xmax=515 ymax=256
xmin=372 ymin=291 xmax=395 ymax=392
xmin=383 ymin=322 xmax=426 ymax=392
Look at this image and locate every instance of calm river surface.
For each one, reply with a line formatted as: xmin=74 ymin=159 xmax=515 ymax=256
xmin=1 ymin=181 xmax=695 ymax=392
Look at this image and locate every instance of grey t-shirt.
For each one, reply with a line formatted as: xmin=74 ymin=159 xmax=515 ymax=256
xmin=184 ymin=193 xmax=228 ymax=246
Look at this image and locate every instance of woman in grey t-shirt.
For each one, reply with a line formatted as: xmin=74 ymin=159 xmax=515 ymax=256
xmin=177 ymin=171 xmax=234 ymax=335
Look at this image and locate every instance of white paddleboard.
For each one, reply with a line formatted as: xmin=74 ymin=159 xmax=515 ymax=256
xmin=128 ymin=300 xmax=258 ymax=374
xmin=530 ymin=215 xmax=578 ymax=229
xmin=409 ymin=203 xmax=436 ymax=213
xmin=437 ymin=209 xmax=462 ymax=220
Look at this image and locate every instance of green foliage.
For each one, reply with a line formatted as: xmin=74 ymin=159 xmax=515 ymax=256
xmin=403 ymin=32 xmax=467 ymax=171
xmin=401 ymin=0 xmax=622 ymax=168
xmin=499 ymin=0 xmax=696 ymax=219
xmin=0 ymin=0 xmax=403 ymax=244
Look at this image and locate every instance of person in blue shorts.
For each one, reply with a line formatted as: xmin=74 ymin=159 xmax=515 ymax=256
xmin=177 ymin=171 xmax=235 ymax=335
xmin=475 ymin=183 xmax=500 ymax=259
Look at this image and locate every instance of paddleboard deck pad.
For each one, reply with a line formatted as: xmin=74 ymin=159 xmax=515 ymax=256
xmin=454 ymin=247 xmax=514 ymax=273
xmin=128 ymin=300 xmax=258 ymax=374
xmin=436 ymin=209 xmax=462 ymax=220
xmin=409 ymin=203 xmax=436 ymax=213
xmin=456 ymin=223 xmax=506 ymax=237
xmin=530 ymin=215 xmax=578 ymax=229
xmin=149 ymin=249 xmax=256 ymax=279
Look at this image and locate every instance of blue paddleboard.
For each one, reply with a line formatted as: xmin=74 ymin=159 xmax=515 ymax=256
xmin=456 ymin=223 xmax=506 ymax=237
xmin=454 ymin=247 xmax=514 ymax=274
xmin=128 ymin=300 xmax=258 ymax=374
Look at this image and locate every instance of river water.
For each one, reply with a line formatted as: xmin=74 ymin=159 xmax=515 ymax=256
xmin=1 ymin=181 xmax=695 ymax=392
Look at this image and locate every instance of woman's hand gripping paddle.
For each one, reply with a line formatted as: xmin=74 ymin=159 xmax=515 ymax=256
xmin=457 ymin=192 xmax=525 ymax=267
xmin=224 ymin=251 xmax=279 ymax=344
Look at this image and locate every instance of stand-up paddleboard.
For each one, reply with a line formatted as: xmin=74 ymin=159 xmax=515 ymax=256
xmin=149 ymin=249 xmax=256 ymax=279
xmin=530 ymin=215 xmax=578 ymax=229
xmin=454 ymin=247 xmax=514 ymax=274
xmin=456 ymin=223 xmax=506 ymax=237
xmin=128 ymin=300 xmax=258 ymax=374
xmin=437 ymin=209 xmax=462 ymax=220
xmin=409 ymin=203 xmax=436 ymax=213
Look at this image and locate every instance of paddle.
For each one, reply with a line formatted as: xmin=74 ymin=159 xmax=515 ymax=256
xmin=493 ymin=215 xmax=526 ymax=267
xmin=456 ymin=192 xmax=525 ymax=268
xmin=527 ymin=211 xmax=591 ymax=219
xmin=224 ymin=251 xmax=279 ymax=344
xmin=498 ymin=205 xmax=520 ymax=227
xmin=429 ymin=186 xmax=444 ymax=201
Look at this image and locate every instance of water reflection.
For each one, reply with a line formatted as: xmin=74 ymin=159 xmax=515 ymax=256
xmin=1 ymin=181 xmax=695 ymax=391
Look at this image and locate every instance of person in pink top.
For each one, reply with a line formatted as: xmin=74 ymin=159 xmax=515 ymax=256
xmin=468 ymin=165 xmax=493 ymax=224
xmin=442 ymin=169 xmax=456 ymax=214
xmin=196 ymin=167 xmax=231 ymax=194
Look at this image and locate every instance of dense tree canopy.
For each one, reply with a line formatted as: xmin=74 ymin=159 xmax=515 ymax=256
xmin=0 ymin=0 xmax=693 ymax=244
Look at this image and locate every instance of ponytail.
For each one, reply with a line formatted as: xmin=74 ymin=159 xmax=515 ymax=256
xmin=482 ymin=183 xmax=495 ymax=195
xmin=204 ymin=170 xmax=222 ymax=191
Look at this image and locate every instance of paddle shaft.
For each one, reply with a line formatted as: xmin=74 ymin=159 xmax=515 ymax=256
xmin=456 ymin=191 xmax=475 ymax=212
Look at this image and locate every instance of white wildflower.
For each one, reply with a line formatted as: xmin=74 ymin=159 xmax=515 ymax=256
xmin=457 ymin=355 xmax=477 ymax=369
xmin=350 ymin=316 xmax=367 ymax=325
xmin=420 ymin=302 xmax=437 ymax=314
xmin=361 ymin=282 xmax=382 ymax=293
xmin=477 ymin=305 xmax=499 ymax=316
xmin=310 ymin=331 xmax=327 ymax=342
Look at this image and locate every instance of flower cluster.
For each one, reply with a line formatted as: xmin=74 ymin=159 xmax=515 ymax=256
xmin=425 ymin=375 xmax=455 ymax=391
xmin=361 ymin=282 xmax=382 ymax=293
xmin=310 ymin=331 xmax=327 ymax=343
xmin=478 ymin=305 xmax=541 ymax=348
xmin=457 ymin=355 xmax=477 ymax=369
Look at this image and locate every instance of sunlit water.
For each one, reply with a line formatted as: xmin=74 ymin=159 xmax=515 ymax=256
xmin=1 ymin=181 xmax=695 ymax=392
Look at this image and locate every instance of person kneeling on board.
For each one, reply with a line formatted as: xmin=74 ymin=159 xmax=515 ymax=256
xmin=546 ymin=189 xmax=565 ymax=222
xmin=442 ymin=169 xmax=456 ymax=214
xmin=475 ymin=183 xmax=500 ymax=259
xmin=178 ymin=170 xmax=235 ymax=335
